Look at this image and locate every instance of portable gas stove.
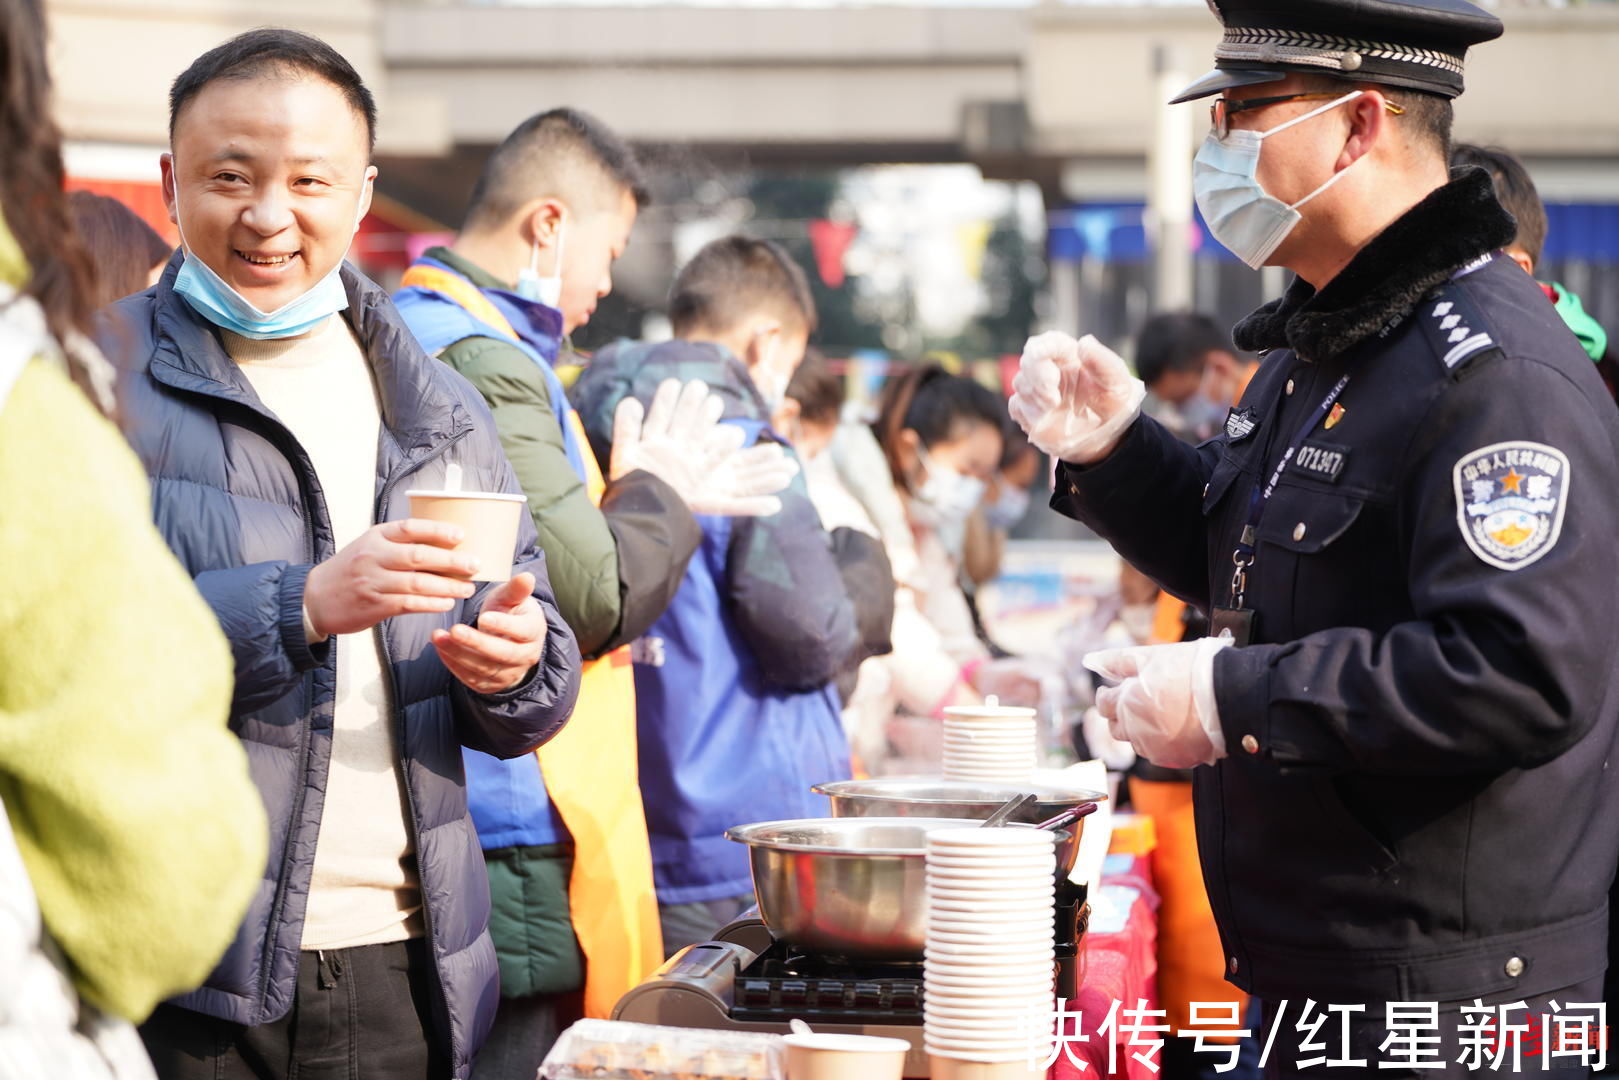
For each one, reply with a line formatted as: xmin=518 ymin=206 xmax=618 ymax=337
xmin=613 ymin=882 xmax=1088 ymax=1078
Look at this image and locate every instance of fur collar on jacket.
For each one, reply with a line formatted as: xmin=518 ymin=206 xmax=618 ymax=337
xmin=1232 ymin=168 xmax=1515 ymax=363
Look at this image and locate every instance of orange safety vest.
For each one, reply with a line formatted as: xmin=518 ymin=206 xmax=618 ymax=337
xmin=399 ymin=265 xmax=663 ymax=1017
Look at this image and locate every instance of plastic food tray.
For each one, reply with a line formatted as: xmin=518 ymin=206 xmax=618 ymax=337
xmin=539 ymin=1019 xmax=785 ymax=1080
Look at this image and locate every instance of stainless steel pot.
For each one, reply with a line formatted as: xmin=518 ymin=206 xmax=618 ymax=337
xmin=813 ymin=777 xmax=1105 ymax=830
xmin=724 ymin=817 xmax=1079 ymax=960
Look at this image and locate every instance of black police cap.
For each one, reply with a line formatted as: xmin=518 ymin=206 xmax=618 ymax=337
xmin=1171 ymin=0 xmax=1504 ymax=104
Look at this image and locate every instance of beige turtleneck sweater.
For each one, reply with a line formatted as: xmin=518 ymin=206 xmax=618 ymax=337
xmin=224 ymin=315 xmax=424 ymax=950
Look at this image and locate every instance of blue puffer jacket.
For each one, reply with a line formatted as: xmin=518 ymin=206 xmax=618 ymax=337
xmin=573 ymin=340 xmax=858 ymax=904
xmin=99 ymin=259 xmax=582 ymax=1080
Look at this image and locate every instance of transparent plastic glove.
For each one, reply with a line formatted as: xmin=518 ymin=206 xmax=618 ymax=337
xmin=1082 ymin=638 xmax=1230 ymax=769
xmin=1008 ymin=331 xmax=1147 ymax=465
xmin=1081 ymin=706 xmax=1137 ymax=772
xmin=687 ymin=425 xmax=799 ymax=517
xmin=610 ymin=379 xmax=797 ymax=517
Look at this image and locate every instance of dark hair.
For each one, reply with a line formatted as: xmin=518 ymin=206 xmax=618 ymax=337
xmin=1299 ymin=74 xmax=1452 ymax=161
xmin=169 ymin=28 xmax=377 ymax=153
xmin=1451 ymin=143 xmax=1546 ymax=267
xmin=68 ymin=191 xmax=173 ymax=308
xmin=785 ymin=349 xmax=843 ymax=427
xmin=874 ymin=364 xmax=1005 ymax=494
xmin=999 ymin=422 xmax=1034 ymax=472
xmin=1 ymin=0 xmax=103 ymax=407
xmin=466 ymin=108 xmax=649 ymax=230
xmin=669 ymin=235 xmax=817 ymax=339
xmin=1135 ymin=312 xmax=1228 ymax=389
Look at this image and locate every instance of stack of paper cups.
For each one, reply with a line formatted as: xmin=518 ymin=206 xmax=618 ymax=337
xmin=924 ymin=827 xmax=1055 ymax=1080
xmin=941 ymin=703 xmax=1039 ymax=785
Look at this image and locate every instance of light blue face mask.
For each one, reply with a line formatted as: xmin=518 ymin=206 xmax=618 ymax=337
xmin=982 ymin=483 xmax=1031 ymax=530
xmin=1193 ymin=90 xmax=1365 ymax=270
xmin=516 ymin=211 xmax=566 ymax=309
xmin=171 ymin=190 xmax=362 ymax=340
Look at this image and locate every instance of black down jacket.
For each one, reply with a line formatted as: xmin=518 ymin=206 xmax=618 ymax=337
xmin=99 ymin=258 xmax=582 ymax=1079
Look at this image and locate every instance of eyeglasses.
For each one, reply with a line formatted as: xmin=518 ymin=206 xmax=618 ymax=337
xmin=1209 ymin=92 xmax=1404 ymax=139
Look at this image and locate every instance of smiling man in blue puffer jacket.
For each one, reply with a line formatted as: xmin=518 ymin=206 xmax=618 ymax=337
xmin=96 ymin=29 xmax=581 ymax=1080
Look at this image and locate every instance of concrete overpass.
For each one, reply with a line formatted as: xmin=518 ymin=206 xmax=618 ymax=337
xmin=46 ymin=0 xmax=1619 ymax=220
xmin=375 ymin=0 xmax=1619 ymax=224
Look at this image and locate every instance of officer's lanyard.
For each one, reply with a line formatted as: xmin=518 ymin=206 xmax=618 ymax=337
xmin=1228 ymin=370 xmax=1352 ymax=610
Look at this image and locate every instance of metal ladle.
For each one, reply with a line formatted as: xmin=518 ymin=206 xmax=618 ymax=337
xmin=979 ymin=792 xmax=1037 ymax=829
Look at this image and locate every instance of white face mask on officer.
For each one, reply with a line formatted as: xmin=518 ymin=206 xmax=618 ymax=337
xmin=1193 ymin=90 xmax=1366 ymax=270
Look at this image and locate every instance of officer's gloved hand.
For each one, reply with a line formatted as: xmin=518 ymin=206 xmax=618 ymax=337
xmin=611 ymin=378 xmax=798 ymax=517
xmin=1082 ymin=639 xmax=1230 ymax=769
xmin=1009 ymin=332 xmax=1146 ymax=465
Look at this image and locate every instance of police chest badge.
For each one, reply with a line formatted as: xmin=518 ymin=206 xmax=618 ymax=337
xmin=1453 ymin=441 xmax=1570 ymax=571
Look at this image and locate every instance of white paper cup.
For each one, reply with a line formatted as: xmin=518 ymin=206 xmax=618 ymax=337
xmin=943 ymin=704 xmax=1039 ymax=719
xmin=943 ymin=723 xmax=1038 ymax=735
xmin=926 ymin=1004 xmax=1054 ymax=1026
xmin=926 ymin=893 xmax=1055 ymax=908
xmin=928 ymin=947 xmax=1053 ymax=963
xmin=406 ymin=490 xmax=528 ymax=583
xmin=926 ymin=997 xmax=1054 ymax=1018
xmin=928 ymin=935 xmax=1054 ymax=952
xmin=926 ymin=890 xmax=1055 ymax=906
xmin=927 ymin=854 xmax=1055 ymax=869
xmin=927 ymin=963 xmax=1052 ymax=978
xmin=928 ymin=894 xmax=1055 ymax=911
xmin=929 ymin=828 xmax=1056 ymax=849
xmin=926 ymin=1043 xmax=1051 ymax=1069
xmin=928 ymin=1054 xmax=1049 ymax=1079
xmin=927 ymin=935 xmax=1052 ymax=952
xmin=925 ymin=1028 xmax=1052 ymax=1049
xmin=925 ymin=871 xmax=1055 ymax=885
xmin=939 ymin=764 xmax=1036 ymax=773
xmin=926 ymin=976 xmax=1056 ymax=994
xmin=927 ymin=924 xmax=1053 ymax=941
xmin=941 ymin=738 xmax=1035 ymax=749
xmin=925 ymin=1029 xmax=1051 ymax=1050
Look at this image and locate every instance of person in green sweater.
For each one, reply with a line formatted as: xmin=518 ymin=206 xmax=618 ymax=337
xmin=0 ymin=0 xmax=265 ymax=1061
xmin=394 ymin=108 xmax=796 ymax=1079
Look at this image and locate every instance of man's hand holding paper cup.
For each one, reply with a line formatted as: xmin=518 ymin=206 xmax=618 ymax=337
xmin=301 ymin=456 xmax=548 ymax=695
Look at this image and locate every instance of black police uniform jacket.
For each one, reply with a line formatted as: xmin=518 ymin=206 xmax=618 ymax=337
xmin=1056 ymin=171 xmax=1619 ymax=1005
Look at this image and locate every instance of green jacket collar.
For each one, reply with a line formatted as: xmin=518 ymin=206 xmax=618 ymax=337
xmin=423 ymin=246 xmax=511 ymax=292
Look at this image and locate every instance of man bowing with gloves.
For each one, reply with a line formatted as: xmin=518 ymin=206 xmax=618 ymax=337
xmin=1011 ymin=0 xmax=1619 ymax=1072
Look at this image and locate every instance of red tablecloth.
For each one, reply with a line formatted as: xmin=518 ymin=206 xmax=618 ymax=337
xmin=1051 ymin=855 xmax=1161 ymax=1079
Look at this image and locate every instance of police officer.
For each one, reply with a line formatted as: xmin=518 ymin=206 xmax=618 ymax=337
xmin=1010 ymin=0 xmax=1619 ymax=1073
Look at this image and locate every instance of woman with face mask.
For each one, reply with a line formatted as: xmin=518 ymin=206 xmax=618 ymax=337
xmin=818 ymin=365 xmax=1043 ymax=768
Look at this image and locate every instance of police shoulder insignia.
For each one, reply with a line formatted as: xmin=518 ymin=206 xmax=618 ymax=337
xmin=1421 ymin=286 xmax=1499 ymax=373
xmin=1452 ymin=441 xmax=1570 ymax=571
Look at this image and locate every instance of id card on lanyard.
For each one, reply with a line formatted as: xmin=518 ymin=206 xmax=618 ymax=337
xmin=1211 ymin=370 xmax=1352 ymax=647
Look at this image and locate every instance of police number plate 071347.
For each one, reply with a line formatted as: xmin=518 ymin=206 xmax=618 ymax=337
xmin=1453 ymin=440 xmax=1570 ymax=572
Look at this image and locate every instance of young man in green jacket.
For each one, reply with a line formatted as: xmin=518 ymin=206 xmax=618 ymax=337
xmin=394 ymin=108 xmax=794 ymax=1080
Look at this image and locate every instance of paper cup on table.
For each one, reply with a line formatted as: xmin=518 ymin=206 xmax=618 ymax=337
xmin=925 ymin=826 xmax=1056 ymax=1074
xmin=406 ymin=490 xmax=528 ymax=582
xmin=929 ymin=1057 xmax=1047 ymax=1080
xmin=783 ymin=1033 xmax=908 ymax=1080
xmin=939 ymin=705 xmax=1038 ymax=783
